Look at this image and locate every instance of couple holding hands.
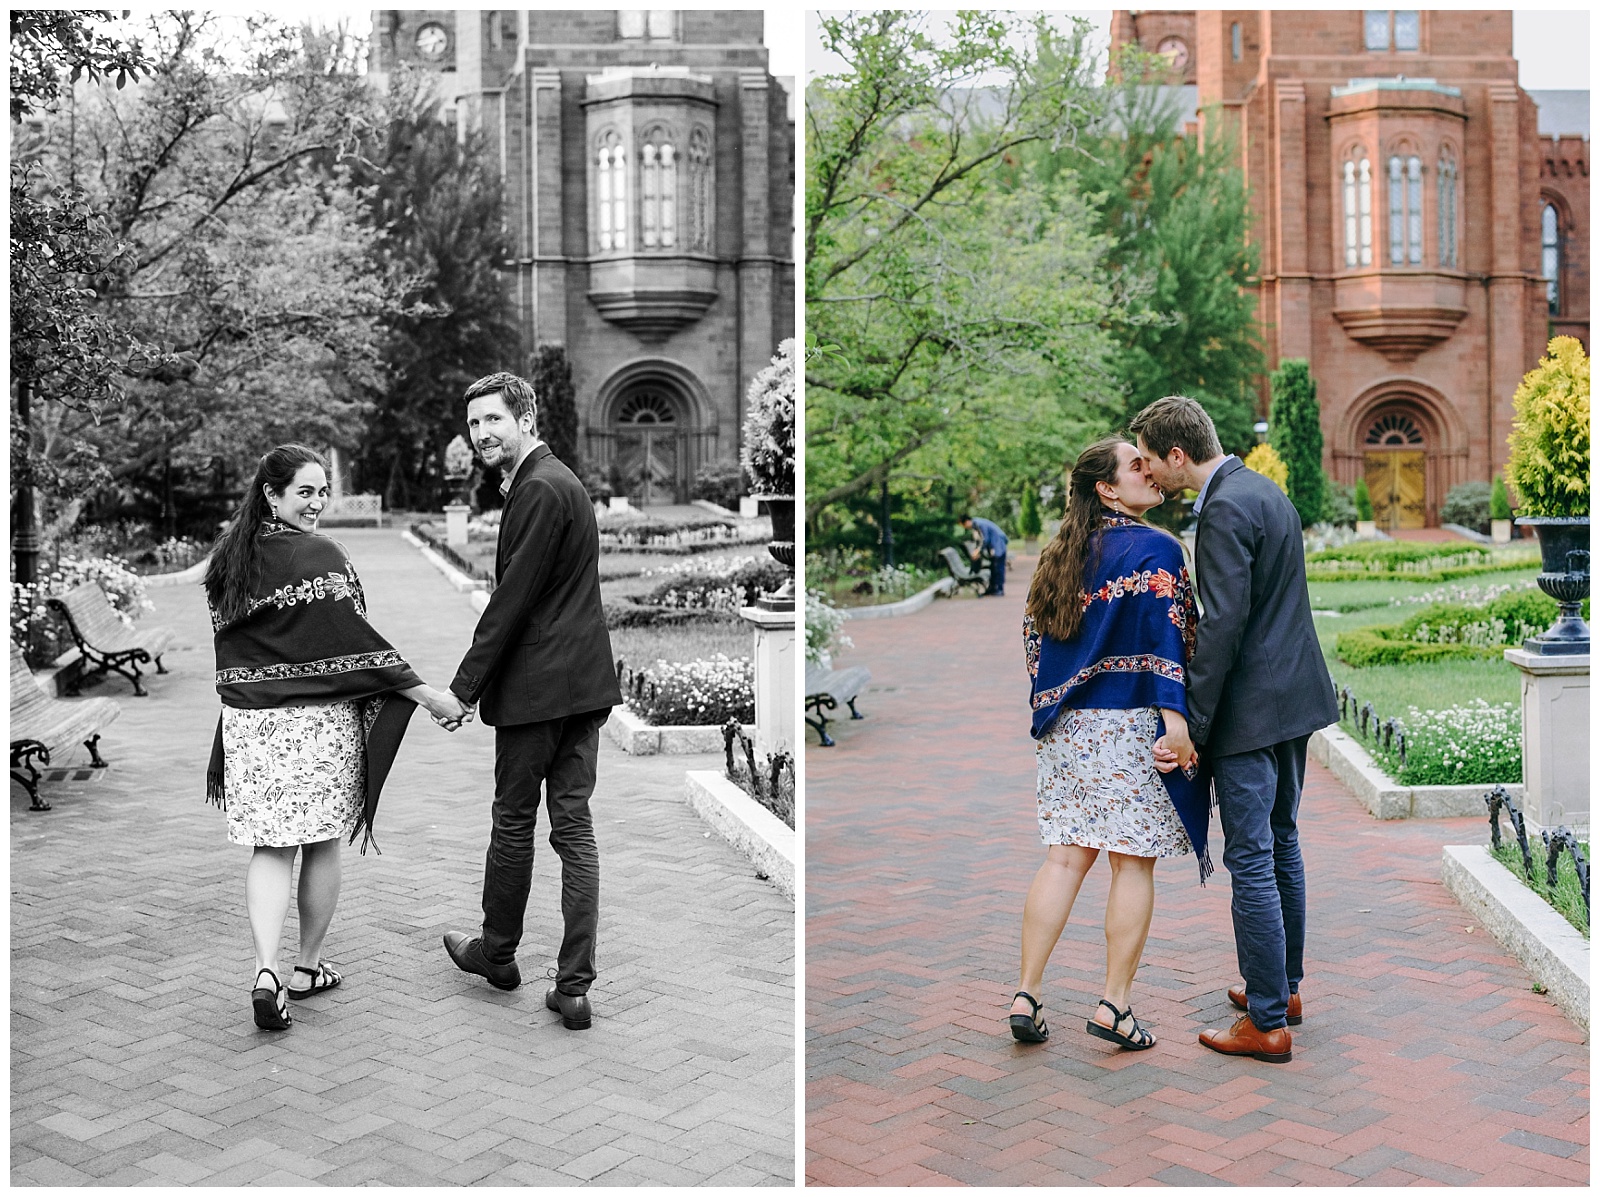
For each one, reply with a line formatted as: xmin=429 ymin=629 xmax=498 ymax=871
xmin=1010 ymin=395 xmax=1337 ymax=1064
xmin=204 ymin=373 xmax=621 ymax=1035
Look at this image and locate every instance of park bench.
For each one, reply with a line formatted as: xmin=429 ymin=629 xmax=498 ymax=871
xmin=805 ymin=661 xmax=872 ymax=748
xmin=10 ymin=641 xmax=121 ymax=812
xmin=939 ymin=546 xmax=991 ymax=597
xmin=49 ymin=581 xmax=176 ymax=697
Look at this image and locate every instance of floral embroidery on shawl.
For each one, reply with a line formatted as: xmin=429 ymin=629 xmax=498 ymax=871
xmin=1031 ymin=653 xmax=1187 ymax=710
xmin=217 ymin=650 xmax=408 ymax=687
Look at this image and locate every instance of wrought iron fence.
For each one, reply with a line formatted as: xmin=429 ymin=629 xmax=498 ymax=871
xmin=1336 ymin=684 xmax=1407 ymax=765
xmin=1484 ymin=783 xmax=1590 ymax=917
xmin=721 ymin=719 xmax=795 ymax=830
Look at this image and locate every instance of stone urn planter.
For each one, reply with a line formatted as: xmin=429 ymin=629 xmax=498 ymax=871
xmin=1516 ymin=516 xmax=1590 ymax=654
xmin=754 ymin=495 xmax=795 ymax=612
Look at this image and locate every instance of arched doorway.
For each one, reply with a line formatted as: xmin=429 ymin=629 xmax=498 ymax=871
xmin=612 ymin=387 xmax=683 ymax=506
xmin=587 ymin=360 xmax=719 ymax=507
xmin=1362 ymin=409 xmax=1426 ymax=530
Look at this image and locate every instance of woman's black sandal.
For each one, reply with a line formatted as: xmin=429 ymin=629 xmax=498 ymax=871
xmin=1009 ymin=990 xmax=1049 ymax=1043
xmin=1085 ymin=999 xmax=1154 ymax=1050
xmin=251 ymin=967 xmax=292 ymax=1031
xmin=288 ymin=961 xmax=343 ymax=1000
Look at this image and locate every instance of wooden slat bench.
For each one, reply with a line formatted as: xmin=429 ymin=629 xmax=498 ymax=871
xmin=939 ymin=546 xmax=991 ymax=597
xmin=805 ymin=661 xmax=872 ymax=748
xmin=10 ymin=642 xmax=121 ymax=811
xmin=49 ymin=581 xmax=176 ymax=696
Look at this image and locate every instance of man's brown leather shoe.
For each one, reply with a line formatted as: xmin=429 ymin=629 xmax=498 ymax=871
xmin=1228 ymin=985 xmax=1302 ymax=1026
xmin=1199 ymin=1014 xmax=1292 ymax=1063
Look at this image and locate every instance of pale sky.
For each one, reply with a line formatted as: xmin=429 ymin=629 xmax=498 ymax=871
xmin=806 ymin=9 xmax=1591 ymax=91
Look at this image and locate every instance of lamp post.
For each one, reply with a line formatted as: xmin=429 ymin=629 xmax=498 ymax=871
xmin=1253 ymin=420 xmax=1270 ymax=445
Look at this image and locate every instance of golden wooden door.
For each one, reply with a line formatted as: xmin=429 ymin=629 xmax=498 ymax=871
xmin=1364 ymin=451 xmax=1427 ymax=529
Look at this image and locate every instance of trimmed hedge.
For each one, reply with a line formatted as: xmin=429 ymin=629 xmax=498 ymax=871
xmin=1335 ymin=591 xmax=1588 ymax=666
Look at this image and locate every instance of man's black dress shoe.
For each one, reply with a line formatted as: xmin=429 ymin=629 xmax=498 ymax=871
xmin=545 ymin=986 xmax=592 ymax=1030
xmin=443 ymin=931 xmax=520 ymax=990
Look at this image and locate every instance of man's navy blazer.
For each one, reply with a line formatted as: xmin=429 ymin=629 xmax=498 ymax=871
xmin=450 ymin=444 xmax=622 ymax=726
xmin=1186 ymin=457 xmax=1337 ymax=756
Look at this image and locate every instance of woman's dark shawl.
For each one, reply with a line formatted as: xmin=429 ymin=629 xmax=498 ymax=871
xmin=1024 ymin=515 xmax=1214 ymax=882
xmin=205 ymin=524 xmax=422 ymax=852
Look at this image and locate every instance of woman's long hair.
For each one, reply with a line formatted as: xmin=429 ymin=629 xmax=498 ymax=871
xmin=1025 ymin=437 xmax=1131 ymax=642
xmin=204 ymin=445 xmax=328 ymax=625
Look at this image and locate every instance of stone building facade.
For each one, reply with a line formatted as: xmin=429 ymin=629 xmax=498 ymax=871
xmin=1112 ymin=10 xmax=1589 ymax=527
xmin=370 ymin=10 xmax=795 ymax=504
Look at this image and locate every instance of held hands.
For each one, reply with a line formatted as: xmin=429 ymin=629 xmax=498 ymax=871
xmin=1152 ymin=729 xmax=1198 ymax=774
xmin=421 ymin=687 xmax=475 ymax=732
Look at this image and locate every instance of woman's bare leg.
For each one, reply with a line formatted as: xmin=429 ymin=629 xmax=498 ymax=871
xmin=295 ymin=837 xmax=343 ymax=969
xmin=1091 ymin=851 xmax=1157 ymax=1031
xmin=1012 ymin=844 xmax=1100 ymax=1020
xmin=246 ymin=845 xmax=298 ymax=982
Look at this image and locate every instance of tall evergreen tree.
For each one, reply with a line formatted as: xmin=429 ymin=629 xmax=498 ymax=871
xmin=528 ymin=344 xmax=579 ymax=471
xmin=1269 ymin=358 xmax=1325 ymax=528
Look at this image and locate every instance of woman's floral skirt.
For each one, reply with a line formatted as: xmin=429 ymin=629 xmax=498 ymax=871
xmin=1036 ymin=706 xmax=1192 ymax=858
xmin=222 ymin=701 xmax=363 ymax=847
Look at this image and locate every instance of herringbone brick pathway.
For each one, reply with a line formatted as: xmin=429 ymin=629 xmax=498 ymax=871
xmin=12 ymin=528 xmax=793 ymax=1186
xmin=806 ymin=554 xmax=1588 ymax=1187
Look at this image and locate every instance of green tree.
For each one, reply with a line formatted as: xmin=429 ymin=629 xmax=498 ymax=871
xmin=1269 ymin=358 xmax=1324 ymax=528
xmin=1018 ymin=484 xmax=1042 ymax=540
xmin=1506 ymin=336 xmax=1590 ymax=517
xmin=1490 ymin=475 xmax=1511 ymax=520
xmin=529 ymin=345 xmax=580 ymax=472
xmin=1354 ymin=476 xmax=1373 ymax=521
xmin=805 ymin=11 xmax=1122 ymax=543
xmin=1036 ymin=53 xmax=1264 ymax=454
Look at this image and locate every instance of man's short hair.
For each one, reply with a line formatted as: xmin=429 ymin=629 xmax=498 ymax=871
xmin=1129 ymin=395 xmax=1223 ymax=463
xmin=463 ymin=372 xmax=539 ymax=432
xmin=959 ymin=514 xmax=973 ymax=524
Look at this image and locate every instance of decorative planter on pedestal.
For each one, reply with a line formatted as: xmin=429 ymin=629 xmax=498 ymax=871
xmin=1516 ymin=516 xmax=1590 ymax=654
xmin=753 ymin=495 xmax=795 ymax=613
xmin=443 ymin=503 xmax=472 ymax=548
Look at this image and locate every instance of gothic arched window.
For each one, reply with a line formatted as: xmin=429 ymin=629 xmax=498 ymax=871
xmin=1542 ymin=201 xmax=1562 ymax=315
xmin=1436 ymin=148 xmax=1458 ymax=267
xmin=1388 ymin=152 xmax=1422 ymax=265
xmin=1342 ymin=148 xmax=1372 ymax=267
xmin=687 ymin=126 xmax=713 ymax=252
xmin=640 ymin=130 xmax=677 ymax=249
xmin=596 ymin=131 xmax=628 ymax=252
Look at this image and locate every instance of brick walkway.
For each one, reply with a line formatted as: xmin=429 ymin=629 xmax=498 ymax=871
xmin=12 ymin=529 xmax=793 ymax=1186
xmin=806 ymin=554 xmax=1588 ymax=1187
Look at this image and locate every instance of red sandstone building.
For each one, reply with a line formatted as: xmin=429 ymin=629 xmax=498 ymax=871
xmin=1112 ymin=10 xmax=1589 ymax=527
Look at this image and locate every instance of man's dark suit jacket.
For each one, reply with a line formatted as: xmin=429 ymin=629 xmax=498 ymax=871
xmin=1186 ymin=457 xmax=1337 ymax=756
xmin=450 ymin=444 xmax=622 ymax=727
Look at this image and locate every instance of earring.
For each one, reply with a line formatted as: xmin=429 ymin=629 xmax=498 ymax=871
xmin=1112 ymin=498 xmax=1123 ymax=514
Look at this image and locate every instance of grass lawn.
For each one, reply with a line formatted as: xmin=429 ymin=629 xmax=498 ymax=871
xmin=1312 ymin=575 xmax=1529 ymax=717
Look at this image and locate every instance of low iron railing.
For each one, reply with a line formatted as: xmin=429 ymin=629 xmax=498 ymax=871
xmin=1485 ymin=783 xmax=1590 ymax=917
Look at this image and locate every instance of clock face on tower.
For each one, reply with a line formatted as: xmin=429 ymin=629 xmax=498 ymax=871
xmin=415 ymin=22 xmax=448 ymax=60
xmin=1156 ymin=36 xmax=1189 ymax=71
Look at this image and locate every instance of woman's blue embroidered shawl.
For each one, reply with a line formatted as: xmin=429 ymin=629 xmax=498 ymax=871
xmin=1024 ymin=516 xmax=1214 ymax=883
xmin=1025 ymin=516 xmax=1197 ymax=739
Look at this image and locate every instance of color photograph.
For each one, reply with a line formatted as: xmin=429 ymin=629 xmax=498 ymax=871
xmin=804 ymin=8 xmax=1590 ymax=1186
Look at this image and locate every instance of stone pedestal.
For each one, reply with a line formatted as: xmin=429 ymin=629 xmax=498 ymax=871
xmin=1504 ymin=649 xmax=1589 ymax=837
xmin=739 ymin=495 xmax=760 ymax=519
xmin=608 ymin=496 xmax=633 ymax=513
xmin=741 ymin=604 xmax=796 ymax=761
xmin=1491 ymin=518 xmax=1512 ymax=545
xmin=443 ymin=504 xmax=471 ymax=548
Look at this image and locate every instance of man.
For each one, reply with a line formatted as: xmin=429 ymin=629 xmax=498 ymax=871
xmin=440 ymin=372 xmax=623 ymax=1031
xmin=1131 ymin=395 xmax=1337 ymax=1064
xmin=959 ymin=514 xmax=1009 ymax=596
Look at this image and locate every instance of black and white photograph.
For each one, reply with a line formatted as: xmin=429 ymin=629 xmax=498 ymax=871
xmin=11 ymin=7 xmax=797 ymax=1185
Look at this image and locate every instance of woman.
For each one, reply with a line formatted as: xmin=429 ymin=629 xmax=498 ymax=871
xmin=204 ymin=445 xmax=462 ymax=1031
xmin=1007 ymin=437 xmax=1210 ymax=1051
